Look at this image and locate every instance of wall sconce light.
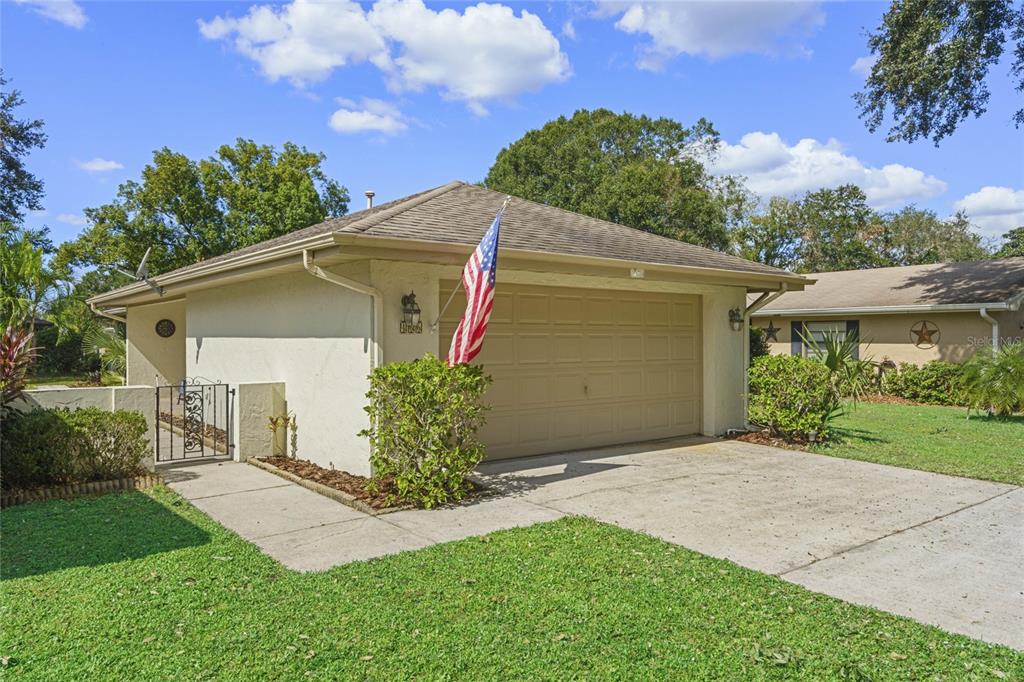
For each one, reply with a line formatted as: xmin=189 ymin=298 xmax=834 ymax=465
xmin=400 ymin=291 xmax=423 ymax=334
xmin=728 ymin=307 xmax=744 ymax=332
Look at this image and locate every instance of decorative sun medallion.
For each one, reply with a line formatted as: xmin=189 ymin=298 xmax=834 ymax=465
xmin=763 ymin=321 xmax=781 ymax=342
xmin=155 ymin=319 xmax=176 ymax=338
xmin=910 ymin=320 xmax=939 ymax=349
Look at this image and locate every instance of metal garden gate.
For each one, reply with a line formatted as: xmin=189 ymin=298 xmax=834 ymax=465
xmin=155 ymin=379 xmax=234 ymax=463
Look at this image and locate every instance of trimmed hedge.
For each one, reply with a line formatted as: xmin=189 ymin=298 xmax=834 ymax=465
xmin=1 ymin=408 xmax=149 ymax=491
xmin=879 ymin=361 xmax=967 ymax=406
xmin=748 ymin=355 xmax=839 ymax=442
xmin=360 ymin=354 xmax=492 ymax=509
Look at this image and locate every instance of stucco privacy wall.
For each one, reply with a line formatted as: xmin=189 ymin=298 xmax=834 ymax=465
xmin=126 ymin=299 xmax=186 ymax=386
xmin=758 ymin=309 xmax=1024 ymax=364
xmin=16 ymin=386 xmax=157 ymax=470
xmin=370 ymin=260 xmax=748 ymax=437
xmin=185 ymin=264 xmax=374 ymax=474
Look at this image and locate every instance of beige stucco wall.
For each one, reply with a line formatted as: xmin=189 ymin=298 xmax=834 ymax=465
xmin=126 ymin=299 xmax=186 ymax=386
xmin=755 ymin=308 xmax=1024 ymax=365
xmin=234 ymin=381 xmax=287 ymax=461
xmin=185 ymin=265 xmax=374 ymax=475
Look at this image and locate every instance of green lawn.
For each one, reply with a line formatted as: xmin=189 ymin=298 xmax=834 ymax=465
xmin=1 ymin=489 xmax=1021 ymax=680
xmin=812 ymin=402 xmax=1024 ymax=485
xmin=25 ymin=373 xmax=122 ymax=388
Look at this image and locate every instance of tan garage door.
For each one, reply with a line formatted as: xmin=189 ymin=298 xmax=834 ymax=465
xmin=439 ymin=282 xmax=702 ymax=459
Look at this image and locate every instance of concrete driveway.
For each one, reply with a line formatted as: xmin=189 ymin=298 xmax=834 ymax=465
xmin=165 ymin=437 xmax=1023 ymax=650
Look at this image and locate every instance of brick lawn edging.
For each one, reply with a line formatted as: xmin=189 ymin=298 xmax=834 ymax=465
xmin=1 ymin=473 xmax=163 ymax=508
xmin=247 ymin=458 xmax=411 ymax=516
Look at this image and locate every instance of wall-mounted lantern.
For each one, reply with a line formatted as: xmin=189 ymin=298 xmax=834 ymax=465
xmin=728 ymin=307 xmax=744 ymax=332
xmin=400 ymin=291 xmax=423 ymax=334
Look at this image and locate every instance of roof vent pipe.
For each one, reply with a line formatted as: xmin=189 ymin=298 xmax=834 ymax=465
xmin=365 ymin=190 xmax=375 ymax=209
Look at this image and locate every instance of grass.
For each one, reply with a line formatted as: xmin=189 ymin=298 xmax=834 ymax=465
xmin=812 ymin=401 xmax=1024 ymax=485
xmin=25 ymin=373 xmax=122 ymax=388
xmin=1 ymin=489 xmax=1021 ymax=680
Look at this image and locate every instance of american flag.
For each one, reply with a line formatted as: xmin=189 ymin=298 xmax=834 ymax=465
xmin=447 ymin=202 xmax=506 ymax=365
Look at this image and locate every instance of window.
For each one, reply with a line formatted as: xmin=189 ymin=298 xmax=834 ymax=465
xmin=791 ymin=320 xmax=860 ymax=359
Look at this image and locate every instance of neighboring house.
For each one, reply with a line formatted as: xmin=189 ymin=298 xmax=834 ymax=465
xmin=89 ymin=181 xmax=805 ymax=474
xmin=752 ymin=259 xmax=1024 ymax=364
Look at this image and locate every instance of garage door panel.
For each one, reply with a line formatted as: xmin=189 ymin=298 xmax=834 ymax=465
xmin=517 ymin=335 xmax=550 ymax=364
xmin=440 ymin=282 xmax=702 ymax=460
xmin=491 ymin=292 xmax=515 ymax=324
xmin=554 ymin=334 xmax=584 ymax=362
xmin=517 ymin=294 xmax=550 ymax=324
xmin=552 ymin=296 xmax=584 ymax=324
xmin=617 ymin=334 xmax=643 ymax=362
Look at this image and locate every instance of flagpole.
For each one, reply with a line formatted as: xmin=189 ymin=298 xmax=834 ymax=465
xmin=430 ymin=196 xmax=511 ymax=333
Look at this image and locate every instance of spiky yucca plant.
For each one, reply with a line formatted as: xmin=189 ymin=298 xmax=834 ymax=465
xmin=962 ymin=341 xmax=1024 ymax=417
xmin=1 ymin=326 xmax=38 ymax=413
xmin=799 ymin=329 xmax=876 ymax=404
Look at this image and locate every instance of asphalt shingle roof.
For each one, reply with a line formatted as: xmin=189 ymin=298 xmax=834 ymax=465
xmin=756 ymin=258 xmax=1024 ymax=312
xmin=98 ymin=181 xmax=798 ymax=300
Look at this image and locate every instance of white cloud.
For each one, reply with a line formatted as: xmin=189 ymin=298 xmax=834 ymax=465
xmin=850 ymin=54 xmax=878 ymax=77
xmin=13 ymin=0 xmax=87 ymax=29
xmin=57 ymin=213 xmax=88 ymax=226
xmin=75 ymin=157 xmax=124 ymax=172
xmin=712 ymin=131 xmax=947 ymax=208
xmin=199 ymin=0 xmax=569 ymax=113
xmin=562 ymin=20 xmax=577 ymax=40
xmin=598 ymin=1 xmax=824 ymax=70
xmin=198 ymin=0 xmax=387 ymax=86
xmin=953 ymin=186 xmax=1024 ymax=238
xmin=329 ymin=98 xmax=407 ymax=134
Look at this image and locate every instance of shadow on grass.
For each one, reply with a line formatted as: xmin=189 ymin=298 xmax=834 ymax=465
xmin=825 ymin=427 xmax=889 ymax=447
xmin=0 ymin=490 xmax=209 ymax=580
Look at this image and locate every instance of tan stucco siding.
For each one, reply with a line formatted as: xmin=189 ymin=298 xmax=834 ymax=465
xmin=126 ymin=299 xmax=186 ymax=386
xmin=185 ymin=266 xmax=374 ymax=475
xmin=755 ymin=309 xmax=1024 ymax=365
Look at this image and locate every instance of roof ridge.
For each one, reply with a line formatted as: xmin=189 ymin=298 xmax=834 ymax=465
xmin=338 ymin=181 xmax=465 ymax=234
xmin=465 ymin=183 xmax=793 ymax=275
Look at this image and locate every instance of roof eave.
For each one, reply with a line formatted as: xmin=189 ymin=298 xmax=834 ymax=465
xmin=752 ymin=301 xmax=1016 ymax=317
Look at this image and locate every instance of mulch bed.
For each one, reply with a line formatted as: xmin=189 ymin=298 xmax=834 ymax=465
xmin=159 ymin=412 xmax=228 ymax=444
xmin=1 ymin=471 xmax=161 ymax=508
xmin=860 ymin=393 xmax=922 ymax=406
xmin=728 ymin=430 xmax=810 ymax=452
xmin=258 ymin=457 xmax=400 ymax=510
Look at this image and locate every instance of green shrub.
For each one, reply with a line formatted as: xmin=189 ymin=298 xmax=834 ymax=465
xmin=962 ymin=341 xmax=1024 ymax=416
xmin=749 ymin=326 xmax=770 ymax=360
xmin=881 ymin=361 xmax=967 ymax=406
xmin=748 ymin=355 xmax=839 ymax=442
xmin=360 ymin=354 xmax=492 ymax=509
xmin=1 ymin=407 xmax=149 ymax=491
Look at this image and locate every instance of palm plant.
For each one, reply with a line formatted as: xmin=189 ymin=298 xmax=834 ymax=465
xmin=82 ymin=325 xmax=126 ymax=382
xmin=799 ymin=329 xmax=876 ymax=404
xmin=962 ymin=342 xmax=1024 ymax=417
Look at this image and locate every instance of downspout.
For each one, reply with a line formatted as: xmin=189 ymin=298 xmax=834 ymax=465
xmin=742 ymin=284 xmax=789 ymax=430
xmin=302 ymin=249 xmax=382 ymax=371
xmin=979 ymin=307 xmax=1000 ymax=353
xmin=89 ymin=301 xmax=127 ymax=324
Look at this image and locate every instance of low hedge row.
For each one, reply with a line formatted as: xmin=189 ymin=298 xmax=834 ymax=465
xmin=1 ymin=408 xmax=149 ymax=491
xmin=879 ymin=360 xmax=968 ymax=407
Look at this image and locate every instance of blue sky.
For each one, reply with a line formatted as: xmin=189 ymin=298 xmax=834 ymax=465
xmin=5 ymin=0 xmax=1023 ymax=248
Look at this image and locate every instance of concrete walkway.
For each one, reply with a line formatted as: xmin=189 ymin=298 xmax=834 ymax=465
xmin=163 ymin=438 xmax=1023 ymax=650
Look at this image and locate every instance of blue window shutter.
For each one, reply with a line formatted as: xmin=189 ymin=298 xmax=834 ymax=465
xmin=847 ymin=320 xmax=860 ymax=360
xmin=791 ymin=321 xmax=802 ymax=356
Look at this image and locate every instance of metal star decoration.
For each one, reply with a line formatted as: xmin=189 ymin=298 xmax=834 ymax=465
xmin=763 ymin=321 xmax=780 ymax=342
xmin=910 ymin=320 xmax=940 ymax=349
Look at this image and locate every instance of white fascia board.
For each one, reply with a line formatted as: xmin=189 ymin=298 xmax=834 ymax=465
xmin=751 ymin=302 xmax=1013 ymax=317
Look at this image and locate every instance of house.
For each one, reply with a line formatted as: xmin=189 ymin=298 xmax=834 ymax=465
xmin=751 ymin=259 xmax=1024 ymax=364
xmin=89 ymin=181 xmax=806 ymax=474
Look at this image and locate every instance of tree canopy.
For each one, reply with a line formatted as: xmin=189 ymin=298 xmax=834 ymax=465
xmin=0 ymin=71 xmax=47 ymax=225
xmin=995 ymin=227 xmax=1024 ymax=257
xmin=855 ymin=0 xmax=1024 ymax=144
xmin=484 ymin=108 xmax=738 ymax=251
xmin=734 ymin=185 xmax=989 ymax=273
xmin=54 ymin=139 xmax=350 ymax=277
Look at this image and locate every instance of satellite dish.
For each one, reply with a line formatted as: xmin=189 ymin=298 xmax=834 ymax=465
xmin=114 ymin=247 xmax=163 ymax=296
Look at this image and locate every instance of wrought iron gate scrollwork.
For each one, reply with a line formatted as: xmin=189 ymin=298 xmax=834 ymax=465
xmin=156 ymin=379 xmax=234 ymax=463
